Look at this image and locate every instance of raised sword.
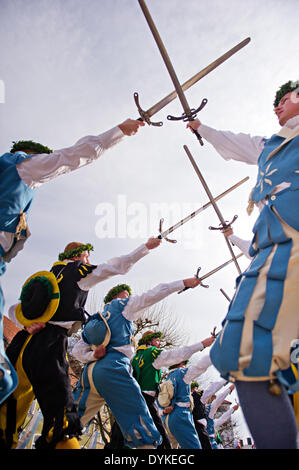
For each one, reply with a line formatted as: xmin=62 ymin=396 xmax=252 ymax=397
xmin=178 ymin=252 xmax=243 ymax=293
xmin=183 ymin=145 xmax=242 ymax=274
xmin=134 ymin=36 xmax=250 ymax=126
xmin=137 ymin=0 xmax=250 ymax=143
xmin=157 ymin=176 xmax=249 ymax=243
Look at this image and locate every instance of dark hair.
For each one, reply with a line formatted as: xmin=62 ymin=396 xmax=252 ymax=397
xmin=274 ymin=80 xmax=299 ymax=107
xmin=104 ymin=284 xmax=131 ymax=304
xmin=10 ymin=140 xmax=53 ymax=154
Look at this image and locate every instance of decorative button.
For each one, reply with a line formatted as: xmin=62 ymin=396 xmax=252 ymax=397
xmin=270 ymin=195 xmax=276 ymax=201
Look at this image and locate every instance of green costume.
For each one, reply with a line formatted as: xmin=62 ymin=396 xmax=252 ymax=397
xmin=132 ymin=345 xmax=163 ymax=392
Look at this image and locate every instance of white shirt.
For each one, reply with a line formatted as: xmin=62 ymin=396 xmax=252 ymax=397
xmin=214 ymin=406 xmax=235 ymax=430
xmin=199 ymin=116 xmax=299 ymax=207
xmin=208 ymin=386 xmax=233 ymax=419
xmin=198 ymin=115 xmax=299 ymax=166
xmin=201 ymin=378 xmax=227 ymax=404
xmin=0 ymin=126 xmax=124 ymax=259
xmin=228 ymin=234 xmax=252 ymax=259
xmin=199 ymin=116 xmax=299 ymax=260
xmin=141 ymin=342 xmax=205 ymax=397
xmin=7 ymin=242 xmax=150 ymax=330
xmin=197 ymin=384 xmax=233 ymax=428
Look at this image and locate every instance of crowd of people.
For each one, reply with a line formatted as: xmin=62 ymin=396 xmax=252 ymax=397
xmin=0 ymin=79 xmax=299 ymax=449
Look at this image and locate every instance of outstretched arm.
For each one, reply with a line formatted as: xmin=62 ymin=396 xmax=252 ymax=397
xmin=187 ymin=120 xmax=264 ymax=165
xmin=209 ymin=384 xmax=235 ymax=419
xmin=72 ymin=339 xmax=106 ymax=363
xmin=201 ymin=378 xmax=228 ymax=404
xmin=214 ymin=404 xmax=239 ymax=430
xmin=153 ymin=336 xmax=215 ymax=369
xmin=122 ymin=277 xmax=201 ymax=322
xmin=17 ymin=119 xmax=145 ymax=188
xmin=221 ymin=226 xmax=252 ymax=260
xmin=77 ymin=237 xmax=161 ymax=290
xmin=182 ymin=354 xmax=213 ymax=383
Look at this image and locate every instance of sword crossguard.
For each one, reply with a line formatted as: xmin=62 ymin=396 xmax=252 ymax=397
xmin=134 ymin=92 xmax=163 ymax=127
xmin=208 ymin=214 xmax=238 ymax=231
xmin=177 ymin=266 xmax=209 ymax=294
xmin=157 ymin=218 xmax=177 ymax=243
xmin=195 ymin=267 xmax=208 ymax=287
xmin=167 ymin=98 xmax=207 ymax=146
xmin=211 ymin=326 xmax=220 ymax=338
xmin=167 ymin=98 xmax=208 ymax=122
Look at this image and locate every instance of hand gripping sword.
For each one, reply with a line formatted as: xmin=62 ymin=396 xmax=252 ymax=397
xmin=134 ymin=36 xmax=250 ymax=126
xmin=157 ymin=176 xmax=249 ymax=243
xmin=183 ymin=145 xmax=242 ymax=274
xmin=177 ymin=252 xmax=243 ymax=294
xmin=137 ymin=0 xmax=250 ymax=143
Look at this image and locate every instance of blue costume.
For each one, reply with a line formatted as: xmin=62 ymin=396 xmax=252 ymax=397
xmin=0 ymin=151 xmax=35 ymax=403
xmin=210 ymin=131 xmax=299 ymax=390
xmin=73 ymin=297 xmax=162 ymax=448
xmin=160 ymin=367 xmax=201 ymax=449
xmin=205 ymin=403 xmax=218 ymax=449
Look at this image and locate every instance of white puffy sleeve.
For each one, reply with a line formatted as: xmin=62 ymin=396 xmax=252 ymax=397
xmin=17 ymin=126 xmax=124 ymax=188
xmin=198 ymin=124 xmax=264 ymax=165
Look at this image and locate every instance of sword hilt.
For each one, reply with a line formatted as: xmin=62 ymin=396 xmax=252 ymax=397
xmin=211 ymin=326 xmax=220 ymax=338
xmin=177 ymin=266 xmax=209 ymax=294
xmin=193 ymin=128 xmax=204 ymax=146
xmin=167 ymin=98 xmax=208 ymax=121
xmin=134 ymin=92 xmax=163 ymax=127
xmin=209 ymin=214 xmax=238 ymax=231
xmin=167 ymin=98 xmax=207 ymax=146
xmin=157 ymin=218 xmax=177 ymax=243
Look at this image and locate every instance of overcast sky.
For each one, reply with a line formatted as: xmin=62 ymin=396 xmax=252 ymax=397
xmin=1 ymin=0 xmax=298 ymax=439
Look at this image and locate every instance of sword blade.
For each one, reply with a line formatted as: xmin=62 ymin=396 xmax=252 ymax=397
xmin=177 ymin=252 xmax=243 ymax=293
xmin=199 ymin=253 xmax=243 ymax=282
xmin=146 ymin=37 xmax=250 ymax=119
xmin=138 ymin=0 xmax=193 ymax=117
xmin=183 ymin=145 xmax=242 ymax=274
xmin=220 ymin=288 xmax=231 ymax=302
xmin=159 ymin=176 xmax=249 ymax=238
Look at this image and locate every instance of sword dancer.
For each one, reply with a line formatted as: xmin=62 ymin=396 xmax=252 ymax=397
xmin=131 ymin=330 xmax=215 ymax=449
xmin=0 ymin=236 xmax=159 ymax=449
xmin=72 ymin=276 xmax=202 ymax=449
xmin=190 ymin=382 xmax=212 ymax=449
xmin=157 ymin=352 xmax=214 ymax=449
xmin=0 ymin=118 xmax=144 ymax=404
xmin=222 ymin=224 xmax=299 ymax=430
xmin=187 ymin=80 xmax=299 ymax=449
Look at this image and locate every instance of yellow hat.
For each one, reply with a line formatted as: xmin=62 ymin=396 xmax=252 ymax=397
xmin=15 ymin=271 xmax=60 ymax=327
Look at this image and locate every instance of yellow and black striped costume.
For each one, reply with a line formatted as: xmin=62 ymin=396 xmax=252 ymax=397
xmin=0 ymin=260 xmax=95 ymax=449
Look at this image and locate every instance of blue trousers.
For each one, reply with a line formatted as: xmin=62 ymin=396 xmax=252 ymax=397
xmin=163 ymin=406 xmax=202 ymax=449
xmin=74 ymin=349 xmax=161 ymax=448
xmin=236 ymin=380 xmax=298 ymax=449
